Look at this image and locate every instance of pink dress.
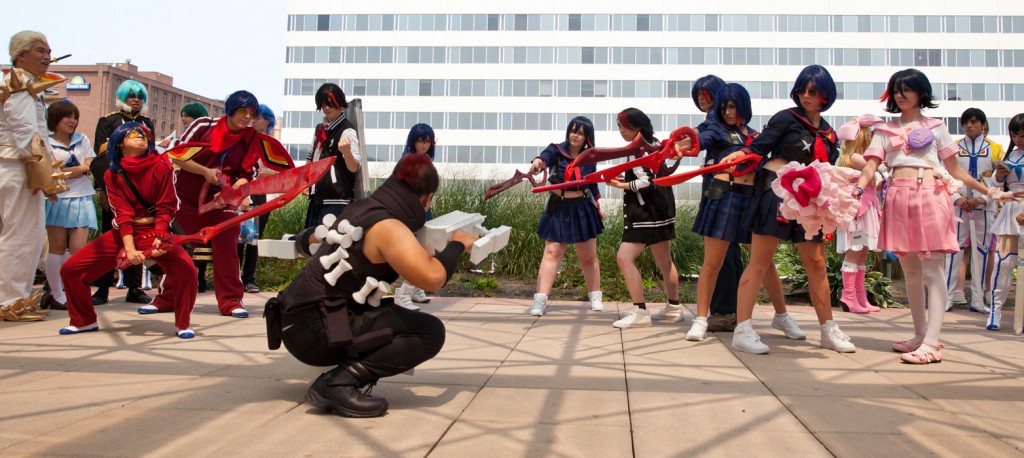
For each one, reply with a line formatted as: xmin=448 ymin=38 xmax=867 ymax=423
xmin=863 ymin=118 xmax=959 ymax=256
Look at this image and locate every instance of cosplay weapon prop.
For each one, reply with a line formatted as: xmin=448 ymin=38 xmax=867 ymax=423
xmin=416 ymin=211 xmax=512 ymax=265
xmin=347 ymin=98 xmax=372 ymax=199
xmin=653 ymin=153 xmax=762 ymax=187
xmin=530 ymin=126 xmax=700 ymax=193
xmin=197 ymin=158 xmax=333 ymax=214
xmin=51 ymin=54 xmax=71 ymax=63
xmin=483 ymin=169 xmax=547 ymax=200
xmin=114 ymin=157 xmax=336 ymax=270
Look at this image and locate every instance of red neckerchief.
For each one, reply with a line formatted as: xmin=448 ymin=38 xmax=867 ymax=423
xmin=557 ymin=143 xmax=583 ymax=182
xmin=786 ymin=109 xmax=836 ymax=163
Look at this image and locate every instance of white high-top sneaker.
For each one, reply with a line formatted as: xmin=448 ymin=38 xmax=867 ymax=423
xmin=731 ymin=320 xmax=769 ymax=354
xmin=613 ymin=306 xmax=652 ymax=329
xmin=771 ymin=313 xmax=807 ymax=340
xmin=588 ymin=291 xmax=604 ymax=311
xmin=395 ymin=284 xmax=420 ymax=311
xmin=650 ymin=303 xmax=685 ymax=322
xmin=686 ymin=317 xmax=708 ymax=341
xmin=820 ymin=320 xmax=856 ymax=353
xmin=409 ymin=285 xmax=430 ymax=303
xmin=987 ymin=308 xmax=1002 ymax=330
xmin=530 ymin=293 xmax=548 ymax=316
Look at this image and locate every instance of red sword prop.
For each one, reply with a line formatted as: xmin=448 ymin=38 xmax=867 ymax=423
xmin=483 ymin=169 xmax=547 ymax=201
xmin=652 ymin=153 xmax=762 ymax=187
xmin=114 ymin=157 xmax=336 ymax=270
xmin=197 ymin=159 xmax=332 ymax=214
xmin=532 ymin=126 xmax=700 ymax=193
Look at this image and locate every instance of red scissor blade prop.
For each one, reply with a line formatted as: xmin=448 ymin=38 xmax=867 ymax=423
xmin=535 ymin=126 xmax=700 ymax=193
xmin=484 ymin=169 xmax=546 ymax=201
xmin=116 ymin=157 xmax=336 ymax=269
xmin=568 ymin=135 xmax=657 ymax=171
xmin=198 ymin=159 xmax=333 ymax=213
xmin=653 ymin=153 xmax=761 ymax=187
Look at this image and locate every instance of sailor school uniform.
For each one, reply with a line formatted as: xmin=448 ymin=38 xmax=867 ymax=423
xmin=988 ymin=146 xmax=1024 ymax=320
xmin=534 ymin=141 xmax=603 ymax=244
xmin=693 ymin=122 xmax=759 ymax=244
xmin=620 ymin=138 xmax=676 ymax=245
xmin=46 ymin=133 xmax=97 ymax=230
xmin=305 ymin=113 xmax=361 ymax=229
xmin=740 ymin=107 xmax=839 ymax=243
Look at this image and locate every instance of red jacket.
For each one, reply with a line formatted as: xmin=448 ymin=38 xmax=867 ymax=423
xmin=105 ymin=153 xmax=177 ymax=238
xmin=173 ymin=116 xmax=258 ymax=210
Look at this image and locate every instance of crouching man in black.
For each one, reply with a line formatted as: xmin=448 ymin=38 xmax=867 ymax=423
xmin=266 ymin=154 xmax=477 ymax=417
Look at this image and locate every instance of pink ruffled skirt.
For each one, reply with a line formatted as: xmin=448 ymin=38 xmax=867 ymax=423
xmin=879 ymin=178 xmax=958 ymax=256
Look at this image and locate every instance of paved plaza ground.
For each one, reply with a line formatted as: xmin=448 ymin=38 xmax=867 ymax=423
xmin=1 ymin=290 xmax=1023 ymax=457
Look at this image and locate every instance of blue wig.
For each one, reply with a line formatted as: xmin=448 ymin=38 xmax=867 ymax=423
xmin=115 ymin=80 xmax=148 ymax=104
xmin=256 ymin=104 xmax=276 ymax=132
xmin=107 ymin=122 xmax=155 ymax=173
xmin=713 ymin=83 xmax=753 ymax=128
xmin=790 ymin=65 xmax=837 ymax=112
xmin=882 ymin=68 xmax=938 ymax=114
xmin=565 ymin=115 xmax=596 ymax=149
xmin=691 ymin=75 xmax=726 ymax=112
xmin=403 ymin=123 xmax=436 ymax=159
xmin=225 ymin=90 xmax=259 ymax=117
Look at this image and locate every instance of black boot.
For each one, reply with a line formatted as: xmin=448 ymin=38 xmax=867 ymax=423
xmin=91 ymin=287 xmax=109 ymax=306
xmin=305 ymin=361 xmax=388 ymax=418
xmin=126 ymin=288 xmax=152 ymax=304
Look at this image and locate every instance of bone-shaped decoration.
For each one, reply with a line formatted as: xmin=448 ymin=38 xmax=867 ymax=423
xmin=319 ymin=245 xmax=350 ymax=270
xmin=351 ymin=277 xmax=380 ymax=304
xmin=325 ymin=230 xmax=355 ymax=249
xmin=336 ymin=220 xmax=364 ymax=241
xmin=323 ymin=258 xmax=353 ymax=286
xmin=365 ymin=280 xmax=392 ymax=307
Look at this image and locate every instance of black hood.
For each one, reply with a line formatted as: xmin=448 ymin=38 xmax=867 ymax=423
xmin=368 ymin=175 xmax=427 ymax=233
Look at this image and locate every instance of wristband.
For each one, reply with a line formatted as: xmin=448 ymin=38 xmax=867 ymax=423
xmin=435 ymin=240 xmax=466 ymax=285
xmin=853 ymin=185 xmax=864 ymax=198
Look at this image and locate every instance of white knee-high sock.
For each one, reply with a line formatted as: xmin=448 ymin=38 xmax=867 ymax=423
xmin=45 ymin=253 xmax=65 ymax=303
xmin=901 ymin=257 xmax=927 ymax=338
xmin=921 ymin=255 xmax=948 ymax=346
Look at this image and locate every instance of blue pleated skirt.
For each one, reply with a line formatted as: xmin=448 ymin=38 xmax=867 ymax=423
xmin=45 ymin=196 xmax=98 ymax=230
xmin=693 ymin=183 xmax=754 ymax=244
xmin=537 ymin=195 xmax=603 ymax=244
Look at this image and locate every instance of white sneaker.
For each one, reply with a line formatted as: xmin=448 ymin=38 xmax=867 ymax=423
xmin=395 ymin=293 xmax=420 ymax=311
xmin=969 ymin=302 xmax=991 ymax=314
xmin=820 ymin=321 xmax=856 ymax=353
xmin=686 ymin=317 xmax=708 ymax=341
xmin=945 ymin=302 xmax=954 ymax=312
xmin=409 ymin=285 xmax=430 ymax=303
xmin=530 ymin=293 xmax=547 ymax=316
xmin=987 ymin=309 xmax=1002 ymax=330
xmin=613 ymin=306 xmax=652 ymax=329
xmin=731 ymin=320 xmax=769 ymax=354
xmin=950 ymin=290 xmax=967 ymax=305
xmin=650 ymin=303 xmax=685 ymax=322
xmin=771 ymin=313 xmax=806 ymax=340
xmin=588 ymin=291 xmax=604 ymax=311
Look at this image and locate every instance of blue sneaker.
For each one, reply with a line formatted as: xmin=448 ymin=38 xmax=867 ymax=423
xmin=59 ymin=324 xmax=99 ymax=335
xmin=137 ymin=305 xmax=159 ymax=314
xmin=177 ymin=328 xmax=196 ymax=339
xmin=230 ymin=308 xmax=249 ymax=318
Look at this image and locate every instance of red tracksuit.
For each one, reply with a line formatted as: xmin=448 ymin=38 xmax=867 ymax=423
xmin=61 ymin=152 xmax=197 ymax=331
xmin=175 ymin=117 xmax=258 ymax=314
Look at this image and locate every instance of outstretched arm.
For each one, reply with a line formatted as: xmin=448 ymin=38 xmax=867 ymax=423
xmin=364 ymin=219 xmax=478 ymax=291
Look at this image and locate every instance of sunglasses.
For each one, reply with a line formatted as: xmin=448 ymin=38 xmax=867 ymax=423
xmin=126 ymin=130 xmax=149 ymax=142
xmin=234 ymin=107 xmax=257 ymax=118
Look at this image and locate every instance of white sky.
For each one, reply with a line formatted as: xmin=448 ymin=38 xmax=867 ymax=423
xmin=4 ymin=0 xmax=286 ymax=109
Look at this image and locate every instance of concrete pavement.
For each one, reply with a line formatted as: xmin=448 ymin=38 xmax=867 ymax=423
xmin=1 ymin=290 xmax=1022 ymax=457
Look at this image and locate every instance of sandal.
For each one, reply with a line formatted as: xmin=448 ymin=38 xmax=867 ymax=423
xmin=900 ymin=343 xmax=943 ymax=364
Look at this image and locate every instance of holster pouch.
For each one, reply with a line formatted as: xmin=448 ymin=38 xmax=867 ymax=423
xmin=704 ymin=179 xmax=729 ymax=201
xmin=263 ymin=297 xmax=283 ymax=350
xmin=320 ymin=298 xmax=354 ymax=349
xmin=544 ymin=193 xmax=562 ymax=216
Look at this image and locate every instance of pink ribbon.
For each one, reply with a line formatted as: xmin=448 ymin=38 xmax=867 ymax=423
xmin=780 ymin=166 xmax=823 ymax=207
xmin=836 ymin=114 xmax=884 ymax=141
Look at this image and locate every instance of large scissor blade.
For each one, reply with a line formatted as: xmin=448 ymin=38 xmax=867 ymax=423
xmin=652 ymin=153 xmax=760 ymax=187
xmin=242 ymin=158 xmax=333 ymax=197
xmin=569 ymin=135 xmax=658 ymax=170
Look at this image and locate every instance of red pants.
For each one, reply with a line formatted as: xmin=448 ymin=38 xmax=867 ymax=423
xmin=61 ymin=230 xmax=197 ymax=330
xmin=177 ymin=207 xmax=244 ymax=314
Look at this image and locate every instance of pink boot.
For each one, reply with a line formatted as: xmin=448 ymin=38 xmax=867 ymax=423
xmin=855 ymin=268 xmax=882 ymax=312
xmin=841 ymin=270 xmax=870 ymax=313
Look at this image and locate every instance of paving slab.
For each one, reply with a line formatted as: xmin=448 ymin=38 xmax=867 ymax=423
xmin=1 ymin=290 xmax=1023 ymax=457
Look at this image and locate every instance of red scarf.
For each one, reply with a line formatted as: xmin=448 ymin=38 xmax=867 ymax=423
xmin=787 ymin=109 xmax=837 ymax=163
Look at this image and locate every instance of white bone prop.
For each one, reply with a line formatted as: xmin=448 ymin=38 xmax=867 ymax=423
xmin=319 ymin=245 xmax=350 ymax=270
xmin=323 ymin=258 xmax=353 ymax=286
xmin=352 ymin=277 xmax=380 ymax=304
xmin=366 ymin=281 xmax=392 ymax=307
xmin=470 ymin=225 xmax=512 ymax=265
xmin=336 ymin=220 xmax=364 ymax=241
xmin=325 ymin=230 xmax=356 ymax=249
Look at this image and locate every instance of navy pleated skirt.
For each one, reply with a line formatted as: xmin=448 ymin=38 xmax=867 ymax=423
xmin=693 ymin=182 xmax=753 ymax=244
xmin=537 ymin=195 xmax=603 ymax=244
